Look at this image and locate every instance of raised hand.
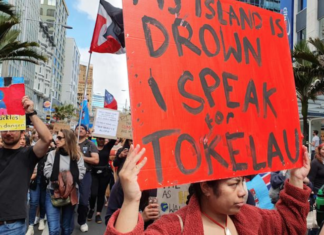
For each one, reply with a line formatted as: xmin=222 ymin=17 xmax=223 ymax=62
xmin=119 ymin=144 xmax=147 ymax=203
xmin=290 ymin=146 xmax=311 ymax=189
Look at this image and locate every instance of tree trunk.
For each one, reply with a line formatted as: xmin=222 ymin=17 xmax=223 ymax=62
xmin=301 ymin=99 xmax=309 ymax=145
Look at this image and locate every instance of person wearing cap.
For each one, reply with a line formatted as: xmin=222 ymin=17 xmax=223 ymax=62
xmin=75 ymin=124 xmax=99 ymax=232
xmin=0 ymin=96 xmax=52 ymax=235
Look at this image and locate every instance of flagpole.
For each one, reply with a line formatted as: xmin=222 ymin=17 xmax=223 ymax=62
xmin=77 ymin=52 xmax=92 ymax=142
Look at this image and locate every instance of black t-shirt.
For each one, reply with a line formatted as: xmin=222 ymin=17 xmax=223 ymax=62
xmin=0 ymin=147 xmax=38 ymax=221
xmin=97 ymin=140 xmax=116 ymax=167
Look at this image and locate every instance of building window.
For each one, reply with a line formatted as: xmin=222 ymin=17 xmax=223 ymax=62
xmin=320 ymin=18 xmax=324 ymax=42
xmin=47 ymin=9 xmax=55 ymax=17
xmin=297 ymin=29 xmax=306 ymax=42
xmin=41 ymin=0 xmax=44 ymax=4
xmin=298 ymin=0 xmax=307 ymax=11
xmin=48 ymin=0 xmax=56 ymax=6
xmin=40 ymin=8 xmax=43 ymax=15
xmin=38 ymin=83 xmax=40 ymax=90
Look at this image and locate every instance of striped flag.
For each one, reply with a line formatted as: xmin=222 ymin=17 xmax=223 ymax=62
xmin=89 ymin=0 xmax=125 ymax=54
xmin=260 ymin=172 xmax=271 ymax=190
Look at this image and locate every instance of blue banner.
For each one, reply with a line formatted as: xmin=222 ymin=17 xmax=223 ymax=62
xmin=280 ymin=0 xmax=294 ymax=50
xmin=246 ymin=175 xmax=274 ymax=210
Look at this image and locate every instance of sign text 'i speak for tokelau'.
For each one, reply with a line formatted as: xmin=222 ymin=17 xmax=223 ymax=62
xmin=123 ymin=0 xmax=302 ymax=190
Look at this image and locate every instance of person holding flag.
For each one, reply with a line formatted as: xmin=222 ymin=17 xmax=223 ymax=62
xmin=74 ymin=98 xmax=99 ymax=232
xmin=74 ymin=123 xmax=99 ymax=232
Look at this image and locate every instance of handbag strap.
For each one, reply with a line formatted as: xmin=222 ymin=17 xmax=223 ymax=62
xmin=176 ymin=214 xmax=183 ymax=233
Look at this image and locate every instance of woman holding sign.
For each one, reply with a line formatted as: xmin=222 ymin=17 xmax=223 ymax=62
xmin=105 ymin=145 xmax=311 ymax=235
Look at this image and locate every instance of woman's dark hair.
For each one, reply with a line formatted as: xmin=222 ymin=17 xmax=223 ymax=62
xmin=186 ymin=180 xmax=222 ymax=205
xmin=122 ymin=139 xmax=132 ymax=149
xmin=24 ymin=135 xmax=30 ymax=147
xmin=316 ymin=143 xmax=324 ymax=163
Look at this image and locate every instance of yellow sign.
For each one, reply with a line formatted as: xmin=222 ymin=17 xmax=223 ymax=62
xmin=0 ymin=115 xmax=26 ymax=131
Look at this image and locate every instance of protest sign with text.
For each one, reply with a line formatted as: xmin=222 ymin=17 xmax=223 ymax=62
xmin=123 ymin=0 xmax=302 ymax=190
xmin=93 ymin=108 xmax=119 ymax=139
xmin=0 ymin=77 xmax=25 ymax=131
xmin=117 ymin=113 xmax=133 ymax=139
xmin=157 ymin=184 xmax=189 ymax=215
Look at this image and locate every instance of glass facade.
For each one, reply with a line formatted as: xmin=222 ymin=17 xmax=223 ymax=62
xmin=238 ymin=0 xmax=281 ymax=12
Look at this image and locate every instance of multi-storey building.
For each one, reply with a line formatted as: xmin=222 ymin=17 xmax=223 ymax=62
xmin=1 ymin=0 xmax=40 ymax=101
xmin=78 ymin=64 xmax=94 ymax=110
xmin=238 ymin=0 xmax=281 ymax=12
xmin=294 ymin=0 xmax=324 ymax=43
xmin=40 ymin=0 xmax=69 ymax=106
xmin=33 ymin=22 xmax=55 ymax=120
xmin=61 ymin=38 xmax=80 ymax=107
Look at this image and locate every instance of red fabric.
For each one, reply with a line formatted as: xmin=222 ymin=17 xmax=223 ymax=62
xmin=104 ymin=98 xmax=118 ymax=110
xmin=105 ymin=180 xmax=311 ymax=235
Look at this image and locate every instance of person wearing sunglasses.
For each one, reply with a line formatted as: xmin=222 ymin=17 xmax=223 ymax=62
xmin=44 ymin=129 xmax=86 ymax=235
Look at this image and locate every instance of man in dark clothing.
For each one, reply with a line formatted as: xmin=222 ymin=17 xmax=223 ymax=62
xmin=88 ymin=137 xmax=116 ymax=224
xmin=0 ymin=96 xmax=52 ymax=235
xmin=75 ymin=124 xmax=99 ymax=232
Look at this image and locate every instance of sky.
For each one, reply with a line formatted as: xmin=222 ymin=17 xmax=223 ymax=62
xmin=64 ymin=0 xmax=129 ymax=110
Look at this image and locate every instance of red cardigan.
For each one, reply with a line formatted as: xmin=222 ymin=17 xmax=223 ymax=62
xmin=106 ymin=180 xmax=311 ymax=235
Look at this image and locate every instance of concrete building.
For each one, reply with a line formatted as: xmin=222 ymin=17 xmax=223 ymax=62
xmin=1 ymin=0 xmax=40 ymax=101
xmin=78 ymin=64 xmax=94 ymax=110
xmin=40 ymin=0 xmax=69 ymax=106
xmin=294 ymin=0 xmax=324 ymax=44
xmin=33 ymin=22 xmax=55 ymax=120
xmin=61 ymin=38 xmax=80 ymax=107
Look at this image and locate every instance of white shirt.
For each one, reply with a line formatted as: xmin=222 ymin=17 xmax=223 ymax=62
xmin=311 ymin=135 xmax=320 ymax=151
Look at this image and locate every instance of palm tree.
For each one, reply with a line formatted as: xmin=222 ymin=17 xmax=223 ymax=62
xmin=0 ymin=1 xmax=47 ymax=64
xmin=53 ymin=104 xmax=76 ymax=122
xmin=292 ymin=38 xmax=324 ymax=143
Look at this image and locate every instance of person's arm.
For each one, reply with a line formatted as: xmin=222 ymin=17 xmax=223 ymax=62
xmin=113 ymin=148 xmax=128 ymax=168
xmin=114 ymin=145 xmax=147 ymax=233
xmin=83 ymin=142 xmax=99 ymax=165
xmin=106 ymin=139 xmax=117 ymax=150
xmin=22 ymin=96 xmax=52 ymax=158
xmin=43 ymin=151 xmax=55 ymax=179
xmin=307 ymin=160 xmax=318 ymax=186
xmin=78 ymin=155 xmax=86 ymax=180
xmin=105 ymin=180 xmax=124 ymax=225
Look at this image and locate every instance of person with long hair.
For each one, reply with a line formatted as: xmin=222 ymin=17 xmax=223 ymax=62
xmin=105 ymin=145 xmax=311 ymax=235
xmin=308 ymin=143 xmax=324 ymax=194
xmin=44 ymin=129 xmax=86 ymax=235
xmin=113 ymin=139 xmax=133 ymax=174
xmin=20 ymin=134 xmax=30 ymax=147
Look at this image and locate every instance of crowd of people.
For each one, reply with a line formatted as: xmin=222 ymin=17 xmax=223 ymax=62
xmin=1 ymin=97 xmax=324 ymax=235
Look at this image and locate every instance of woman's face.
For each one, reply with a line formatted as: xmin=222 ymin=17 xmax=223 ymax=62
xmin=32 ymin=132 xmax=39 ymax=141
xmin=20 ymin=134 xmax=26 ymax=147
xmin=320 ymin=146 xmax=324 ymax=157
xmin=204 ymin=177 xmax=246 ymax=215
xmin=55 ymin=131 xmax=66 ymax=148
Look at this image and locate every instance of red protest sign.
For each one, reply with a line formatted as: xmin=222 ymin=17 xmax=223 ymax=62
xmin=123 ymin=0 xmax=302 ymax=190
xmin=0 ymin=77 xmax=25 ymax=130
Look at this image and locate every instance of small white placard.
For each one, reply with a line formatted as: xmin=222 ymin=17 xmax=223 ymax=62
xmin=92 ymin=108 xmax=120 ymax=139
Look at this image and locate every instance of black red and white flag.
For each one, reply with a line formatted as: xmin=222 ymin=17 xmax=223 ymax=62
xmin=90 ymin=0 xmax=125 ymax=54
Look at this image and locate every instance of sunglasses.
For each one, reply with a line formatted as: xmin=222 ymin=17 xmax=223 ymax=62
xmin=57 ymin=136 xmax=65 ymax=141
